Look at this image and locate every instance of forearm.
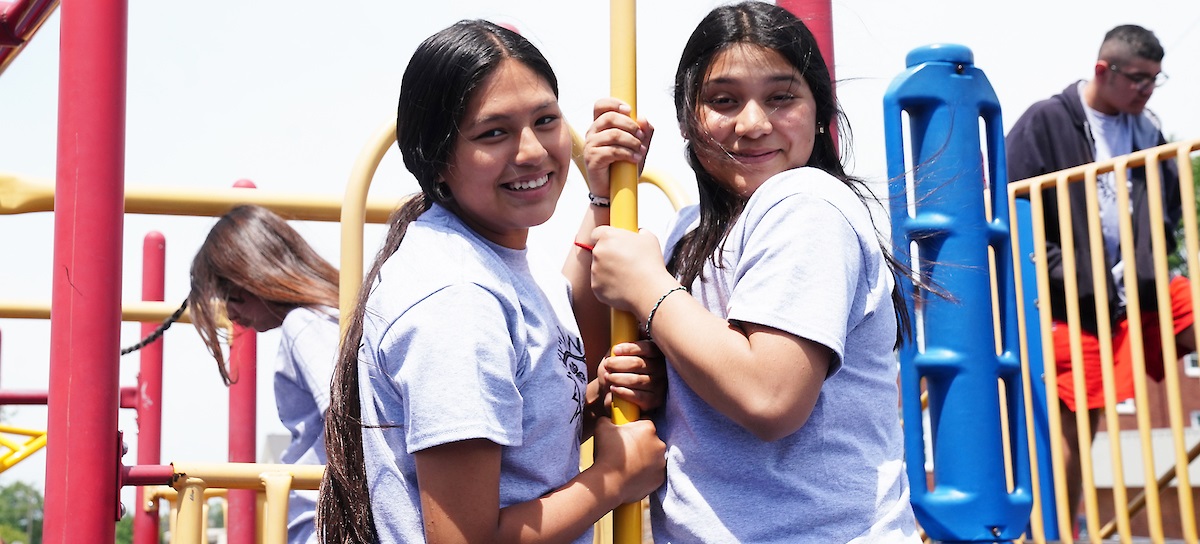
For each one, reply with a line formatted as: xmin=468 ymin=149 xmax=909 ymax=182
xmin=493 ymin=465 xmax=621 ymax=543
xmin=565 ymin=204 xmax=612 ymax=375
xmin=642 ymin=285 xmax=823 ymax=441
xmin=419 ymin=440 xmax=621 ymax=544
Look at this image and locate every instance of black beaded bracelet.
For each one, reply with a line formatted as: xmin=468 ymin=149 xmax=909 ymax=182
xmin=588 ymin=192 xmax=611 ymax=208
xmin=645 ymin=286 xmax=687 ymax=340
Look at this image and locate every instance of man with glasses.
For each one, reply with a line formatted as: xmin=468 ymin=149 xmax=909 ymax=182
xmin=1006 ymin=24 xmax=1189 ymax=534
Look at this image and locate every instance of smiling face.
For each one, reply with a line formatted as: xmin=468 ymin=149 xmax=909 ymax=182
xmin=694 ymin=43 xmax=817 ymax=197
xmin=440 ymin=59 xmax=571 ymax=249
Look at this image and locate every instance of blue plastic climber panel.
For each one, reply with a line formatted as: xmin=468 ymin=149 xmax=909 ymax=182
xmin=883 ymin=44 xmax=1034 ymax=543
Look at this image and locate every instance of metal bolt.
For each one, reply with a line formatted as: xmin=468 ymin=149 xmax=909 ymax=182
xmin=991 ymin=526 xmax=1001 ymax=537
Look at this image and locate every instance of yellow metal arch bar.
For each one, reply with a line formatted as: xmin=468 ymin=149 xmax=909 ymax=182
xmin=339 ymin=120 xmax=398 ymax=329
xmin=0 ymin=171 xmax=402 ymax=222
xmin=0 ymin=299 xmax=192 ymax=323
xmin=335 ymin=120 xmax=686 ymax=327
xmin=639 ymin=168 xmax=690 ymax=211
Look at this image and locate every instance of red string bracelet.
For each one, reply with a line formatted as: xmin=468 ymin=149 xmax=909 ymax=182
xmin=574 ymin=241 xmax=594 ymax=252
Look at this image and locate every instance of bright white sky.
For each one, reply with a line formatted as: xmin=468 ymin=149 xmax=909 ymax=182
xmin=1 ymin=0 xmax=1197 ymax=510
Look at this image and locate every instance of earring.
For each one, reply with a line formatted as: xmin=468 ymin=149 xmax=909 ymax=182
xmin=433 ymin=182 xmax=452 ymax=202
xmin=817 ymin=124 xmax=826 ymax=135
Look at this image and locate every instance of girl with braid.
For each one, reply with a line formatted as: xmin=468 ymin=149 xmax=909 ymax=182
xmin=188 ymin=203 xmax=339 ymax=544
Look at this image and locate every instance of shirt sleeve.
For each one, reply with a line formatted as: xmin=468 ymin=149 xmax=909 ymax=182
xmin=283 ymin=311 xmax=340 ymax=413
xmin=377 ymin=283 xmax=525 ymax=454
xmin=727 ymin=191 xmax=864 ymax=375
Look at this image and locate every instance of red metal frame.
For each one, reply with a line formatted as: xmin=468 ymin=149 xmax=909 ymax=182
xmin=133 ymin=232 xmax=166 ymax=544
xmin=0 ymin=0 xmax=60 ymax=74
xmin=227 ymin=325 xmax=258 ymax=544
xmin=42 ymin=0 xmax=128 ymax=541
xmin=226 ymin=178 xmax=260 ymax=544
xmin=776 ymin=0 xmax=837 ymax=145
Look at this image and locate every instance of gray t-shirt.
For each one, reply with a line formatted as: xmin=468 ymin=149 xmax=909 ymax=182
xmin=1080 ymin=81 xmax=1136 ymax=304
xmin=358 ymin=204 xmax=590 ymax=543
xmin=274 ymin=305 xmax=338 ymax=544
xmin=653 ymin=168 xmax=920 ymax=543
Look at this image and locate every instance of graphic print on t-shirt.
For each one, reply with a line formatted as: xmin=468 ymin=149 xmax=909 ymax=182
xmin=557 ymin=328 xmax=587 ymax=426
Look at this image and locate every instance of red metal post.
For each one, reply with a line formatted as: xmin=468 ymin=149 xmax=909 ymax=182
xmin=225 ymin=178 xmax=259 ymax=544
xmin=42 ymin=0 xmax=128 ymax=540
xmin=227 ymin=324 xmax=258 ymax=544
xmin=133 ymin=232 xmax=165 ymax=544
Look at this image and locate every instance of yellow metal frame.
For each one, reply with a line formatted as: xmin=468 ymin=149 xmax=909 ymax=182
xmin=1008 ymin=137 xmax=1200 ymax=543
xmin=0 ymin=424 xmax=48 ymax=474
xmin=144 ymin=486 xmax=228 ymax=544
xmin=162 ymin=463 xmax=324 ymax=544
xmin=609 ymin=1 xmax=642 ymax=541
xmin=1 ymin=171 xmax=403 ymax=221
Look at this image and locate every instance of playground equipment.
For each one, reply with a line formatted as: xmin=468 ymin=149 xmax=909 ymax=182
xmin=6 ymin=0 xmax=1200 ymax=542
xmin=0 ymin=0 xmax=57 ymax=76
xmin=1009 ymin=137 xmax=1200 ymax=543
xmin=885 ymin=43 xmax=1033 ymax=542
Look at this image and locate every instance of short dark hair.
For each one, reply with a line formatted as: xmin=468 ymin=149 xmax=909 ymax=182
xmin=1100 ymin=24 xmax=1164 ymax=63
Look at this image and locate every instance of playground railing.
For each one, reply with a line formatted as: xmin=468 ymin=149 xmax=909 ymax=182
xmin=1009 ymin=137 xmax=1200 ymax=543
xmin=149 ymin=463 xmax=324 ymax=544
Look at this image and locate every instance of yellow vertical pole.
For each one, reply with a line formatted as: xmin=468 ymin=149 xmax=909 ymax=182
xmin=610 ymin=0 xmax=642 ymax=542
xmin=174 ymin=477 xmax=208 ymax=544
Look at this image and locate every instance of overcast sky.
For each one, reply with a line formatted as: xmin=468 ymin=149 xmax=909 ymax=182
xmin=1 ymin=0 xmax=1197 ymax=510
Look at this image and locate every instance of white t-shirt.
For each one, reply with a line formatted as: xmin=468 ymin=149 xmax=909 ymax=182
xmin=274 ymin=305 xmax=338 ymax=544
xmin=652 ymin=167 xmax=920 ymax=543
xmin=358 ymin=204 xmax=590 ymax=544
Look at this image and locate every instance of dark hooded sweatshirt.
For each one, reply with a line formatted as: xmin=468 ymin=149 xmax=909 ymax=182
xmin=1005 ymin=81 xmax=1180 ymax=334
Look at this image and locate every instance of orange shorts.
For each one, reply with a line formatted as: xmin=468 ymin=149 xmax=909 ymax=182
xmin=1052 ymin=275 xmax=1194 ymax=412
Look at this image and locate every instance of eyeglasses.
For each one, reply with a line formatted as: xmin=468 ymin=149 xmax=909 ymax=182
xmin=1108 ymin=64 xmax=1169 ymax=90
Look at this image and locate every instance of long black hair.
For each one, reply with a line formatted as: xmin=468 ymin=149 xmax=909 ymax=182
xmin=316 ymin=19 xmax=559 ymax=543
xmin=667 ymin=1 xmax=914 ymax=344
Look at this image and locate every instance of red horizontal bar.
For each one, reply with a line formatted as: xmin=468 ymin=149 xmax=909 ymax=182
xmin=0 ymin=390 xmax=49 ymax=405
xmin=122 ymin=464 xmax=174 ymax=487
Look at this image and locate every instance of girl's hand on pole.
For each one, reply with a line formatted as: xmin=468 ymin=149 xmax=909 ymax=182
xmin=589 ymin=225 xmax=677 ymax=314
xmin=583 ymin=97 xmax=654 ymax=198
xmin=599 ymin=340 xmax=667 ymax=412
xmin=591 ymin=416 xmax=666 ymax=504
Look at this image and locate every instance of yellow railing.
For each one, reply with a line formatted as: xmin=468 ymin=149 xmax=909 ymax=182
xmin=1008 ymin=137 xmax=1200 ymax=543
xmin=147 ymin=463 xmax=324 ymax=544
xmin=144 ymin=486 xmax=227 ymax=544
